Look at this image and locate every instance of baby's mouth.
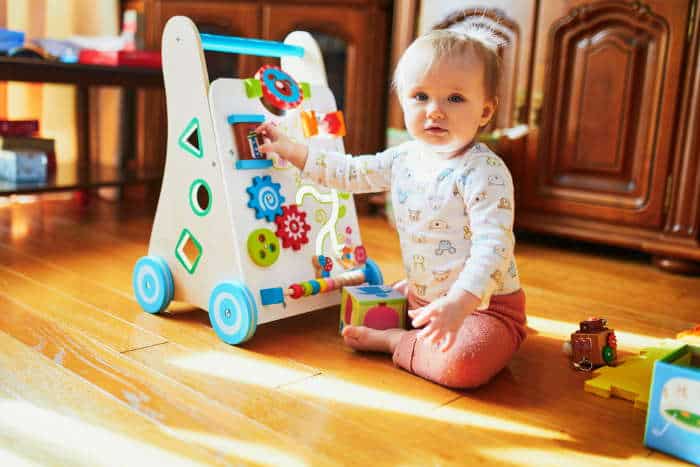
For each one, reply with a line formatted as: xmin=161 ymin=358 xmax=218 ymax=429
xmin=424 ymin=126 xmax=447 ymax=135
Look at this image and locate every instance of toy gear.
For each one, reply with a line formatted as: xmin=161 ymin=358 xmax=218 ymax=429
xmin=275 ymin=204 xmax=311 ymax=250
xmin=246 ymin=175 xmax=285 ymax=222
xmin=255 ymin=65 xmax=303 ymax=111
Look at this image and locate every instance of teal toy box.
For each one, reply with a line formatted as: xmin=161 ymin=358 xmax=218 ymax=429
xmin=644 ymin=344 xmax=700 ymax=464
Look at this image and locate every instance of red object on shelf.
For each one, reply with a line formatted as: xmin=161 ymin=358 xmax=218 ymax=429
xmin=78 ymin=49 xmax=161 ymax=69
xmin=0 ymin=120 xmax=39 ymax=137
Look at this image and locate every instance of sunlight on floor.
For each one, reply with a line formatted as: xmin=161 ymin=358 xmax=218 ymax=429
xmin=0 ymin=447 xmax=35 ymax=467
xmin=0 ymin=400 xmax=200 ymax=466
xmin=478 ymin=447 xmax=657 ymax=467
xmin=169 ymin=348 xmax=570 ymax=441
xmin=170 ymin=350 xmax=316 ymax=388
xmin=170 ymin=429 xmax=309 ymax=467
xmin=527 ymin=315 xmax=671 ymax=350
xmin=284 ymin=375 xmax=572 ymax=441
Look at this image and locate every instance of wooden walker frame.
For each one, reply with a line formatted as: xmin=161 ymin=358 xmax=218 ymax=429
xmin=132 ymin=16 xmax=382 ymax=345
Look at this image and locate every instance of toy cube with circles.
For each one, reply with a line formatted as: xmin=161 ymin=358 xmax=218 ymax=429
xmin=340 ymin=285 xmax=407 ymax=333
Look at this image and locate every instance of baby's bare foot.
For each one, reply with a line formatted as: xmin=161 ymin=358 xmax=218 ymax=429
xmin=342 ymin=325 xmax=406 ymax=354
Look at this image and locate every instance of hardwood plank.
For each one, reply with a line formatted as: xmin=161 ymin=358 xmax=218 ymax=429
xmin=0 ymin=330 xmax=242 ymax=466
xmin=127 ymin=342 xmax=429 ymax=466
xmin=0 ymin=242 xmax=322 ymax=384
xmin=0 ymin=295 xmax=336 ymax=466
xmin=516 ymin=239 xmax=700 ymax=325
xmin=0 ymin=260 xmax=165 ymax=352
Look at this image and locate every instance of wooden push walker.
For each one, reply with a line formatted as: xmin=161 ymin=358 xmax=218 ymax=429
xmin=133 ymin=16 xmax=383 ymax=345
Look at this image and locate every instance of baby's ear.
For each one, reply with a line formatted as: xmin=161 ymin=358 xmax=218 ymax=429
xmin=479 ymin=97 xmax=498 ymax=126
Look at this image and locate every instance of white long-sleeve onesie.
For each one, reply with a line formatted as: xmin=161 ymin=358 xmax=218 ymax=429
xmin=302 ymin=139 xmax=521 ymax=309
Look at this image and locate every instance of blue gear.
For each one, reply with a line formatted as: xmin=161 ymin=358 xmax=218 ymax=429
xmin=246 ymin=175 xmax=285 ymax=222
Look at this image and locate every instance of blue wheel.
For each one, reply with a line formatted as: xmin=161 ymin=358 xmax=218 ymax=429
xmin=133 ymin=256 xmax=174 ymax=314
xmin=363 ymin=258 xmax=384 ymax=286
xmin=208 ymin=281 xmax=258 ymax=345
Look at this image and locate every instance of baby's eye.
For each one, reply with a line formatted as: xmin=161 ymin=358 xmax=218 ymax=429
xmin=412 ymin=92 xmax=428 ymax=102
xmin=448 ymin=94 xmax=465 ymax=103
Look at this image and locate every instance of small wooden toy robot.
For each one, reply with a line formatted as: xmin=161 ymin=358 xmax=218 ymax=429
xmin=569 ymin=317 xmax=617 ymax=371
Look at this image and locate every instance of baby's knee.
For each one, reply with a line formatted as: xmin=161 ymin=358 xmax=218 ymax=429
xmin=435 ymin=349 xmax=500 ymax=389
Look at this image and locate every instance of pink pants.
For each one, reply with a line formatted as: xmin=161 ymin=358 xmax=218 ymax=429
xmin=392 ymin=283 xmax=527 ymax=389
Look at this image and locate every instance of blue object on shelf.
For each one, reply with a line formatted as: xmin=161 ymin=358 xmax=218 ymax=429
xmin=200 ymin=33 xmax=304 ymax=58
xmin=0 ymin=150 xmax=47 ymax=183
xmin=0 ymin=28 xmax=24 ymax=52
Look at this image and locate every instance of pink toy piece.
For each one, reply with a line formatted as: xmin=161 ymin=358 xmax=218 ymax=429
xmin=363 ymin=302 xmax=399 ymax=330
xmin=344 ymin=295 xmax=353 ymax=324
xmin=354 ymin=245 xmax=367 ymax=264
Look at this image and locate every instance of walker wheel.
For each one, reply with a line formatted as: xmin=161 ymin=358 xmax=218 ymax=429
xmin=133 ymin=256 xmax=174 ymax=314
xmin=208 ymin=281 xmax=258 ymax=344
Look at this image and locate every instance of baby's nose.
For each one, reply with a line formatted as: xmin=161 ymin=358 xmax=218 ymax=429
xmin=426 ymin=103 xmax=445 ymax=119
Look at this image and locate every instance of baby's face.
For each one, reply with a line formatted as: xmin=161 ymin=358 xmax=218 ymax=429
xmin=400 ymin=53 xmax=495 ymax=155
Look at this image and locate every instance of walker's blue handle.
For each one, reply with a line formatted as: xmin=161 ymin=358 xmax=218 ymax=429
xmin=200 ymin=33 xmax=304 ymax=58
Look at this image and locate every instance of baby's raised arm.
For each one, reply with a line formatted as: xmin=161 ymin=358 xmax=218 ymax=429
xmin=257 ymin=122 xmax=405 ymax=194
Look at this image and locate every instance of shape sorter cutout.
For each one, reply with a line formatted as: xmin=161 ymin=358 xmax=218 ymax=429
xmin=133 ymin=16 xmax=383 ymax=345
xmin=340 ymin=285 xmax=407 ymax=334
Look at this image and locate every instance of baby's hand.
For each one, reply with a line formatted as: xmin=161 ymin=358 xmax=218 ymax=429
xmin=409 ymin=288 xmax=480 ymax=352
xmin=255 ymin=122 xmax=308 ymax=170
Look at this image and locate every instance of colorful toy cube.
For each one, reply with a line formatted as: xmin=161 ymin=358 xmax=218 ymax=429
xmin=644 ymin=344 xmax=700 ymax=465
xmin=340 ymin=285 xmax=407 ymax=333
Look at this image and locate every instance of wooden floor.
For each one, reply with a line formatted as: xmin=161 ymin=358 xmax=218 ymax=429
xmin=0 ymin=194 xmax=698 ymax=466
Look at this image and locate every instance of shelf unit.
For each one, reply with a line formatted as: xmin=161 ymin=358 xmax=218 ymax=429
xmin=0 ymin=56 xmax=164 ymax=196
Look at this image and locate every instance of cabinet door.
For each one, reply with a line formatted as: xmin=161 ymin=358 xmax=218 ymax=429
xmin=262 ymin=3 xmax=390 ymax=155
xmin=523 ymin=0 xmax=690 ymax=228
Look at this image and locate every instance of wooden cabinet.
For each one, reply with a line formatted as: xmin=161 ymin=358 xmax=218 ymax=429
xmin=523 ymin=0 xmax=689 ymax=229
xmin=520 ymin=0 xmax=700 ymax=272
xmin=392 ymin=0 xmax=700 ymax=272
xmin=132 ymin=0 xmax=391 ymax=177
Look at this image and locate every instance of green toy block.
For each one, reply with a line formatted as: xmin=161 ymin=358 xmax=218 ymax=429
xmin=340 ymin=285 xmax=407 ymax=334
xmin=244 ymin=78 xmax=263 ymax=98
xmin=300 ymin=82 xmax=311 ymax=99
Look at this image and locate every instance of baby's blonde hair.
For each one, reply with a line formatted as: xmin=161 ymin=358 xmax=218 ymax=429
xmin=393 ymin=21 xmax=504 ymax=101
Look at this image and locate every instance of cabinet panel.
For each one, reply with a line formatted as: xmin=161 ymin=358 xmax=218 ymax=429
xmin=523 ymin=0 xmax=690 ymax=228
xmin=262 ymin=4 xmax=390 ymax=154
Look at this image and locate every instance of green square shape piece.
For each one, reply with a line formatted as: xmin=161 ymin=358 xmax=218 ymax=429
xmin=175 ymin=228 xmax=203 ymax=274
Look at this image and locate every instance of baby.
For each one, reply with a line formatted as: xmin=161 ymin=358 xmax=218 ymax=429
xmin=257 ymin=23 xmax=526 ymax=389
